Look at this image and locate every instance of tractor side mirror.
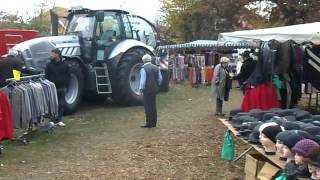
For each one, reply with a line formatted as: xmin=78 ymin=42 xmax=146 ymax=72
xmin=95 ymin=11 xmax=104 ymax=22
xmin=156 ymin=40 xmax=161 ymax=47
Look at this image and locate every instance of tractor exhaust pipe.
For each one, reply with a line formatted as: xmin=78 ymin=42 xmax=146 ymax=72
xmin=50 ymin=10 xmax=59 ymax=36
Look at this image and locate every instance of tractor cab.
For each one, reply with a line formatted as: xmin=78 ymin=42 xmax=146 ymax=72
xmin=63 ymin=7 xmax=158 ymax=62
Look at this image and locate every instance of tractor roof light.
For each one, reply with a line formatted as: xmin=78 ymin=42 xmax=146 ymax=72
xmin=70 ymin=6 xmax=83 ymax=11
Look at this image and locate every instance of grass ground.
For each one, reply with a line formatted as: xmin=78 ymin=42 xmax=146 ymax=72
xmin=0 ymin=83 xmax=248 ymax=180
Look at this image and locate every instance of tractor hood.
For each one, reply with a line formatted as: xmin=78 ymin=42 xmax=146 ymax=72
xmin=12 ymin=35 xmax=80 ymax=71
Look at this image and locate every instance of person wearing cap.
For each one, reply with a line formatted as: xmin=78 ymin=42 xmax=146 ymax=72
xmin=45 ymin=48 xmax=70 ymax=127
xmin=276 ymin=133 xmax=305 ymax=180
xmin=306 ymin=155 xmax=320 ymax=180
xmin=259 ymin=123 xmax=284 ymax=155
xmin=0 ymin=49 xmax=23 ymax=87
xmin=234 ymin=50 xmax=256 ymax=94
xmin=139 ymin=54 xmax=163 ymax=128
xmin=211 ymin=57 xmax=233 ymax=116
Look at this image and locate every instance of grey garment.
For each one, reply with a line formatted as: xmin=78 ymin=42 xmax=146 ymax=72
xmin=211 ymin=64 xmax=227 ymax=100
xmin=40 ymin=82 xmax=51 ymax=115
xmin=18 ymin=86 xmax=31 ymax=128
xmin=42 ymin=79 xmax=59 ymax=119
xmin=28 ymin=83 xmax=41 ymax=118
xmin=25 ymin=84 xmax=37 ymax=124
xmin=33 ymin=82 xmax=47 ymax=117
xmin=11 ymin=87 xmax=23 ymax=128
xmin=283 ymin=73 xmax=292 ymax=108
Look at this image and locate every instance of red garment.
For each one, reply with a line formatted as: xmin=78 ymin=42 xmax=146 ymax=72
xmin=188 ymin=68 xmax=193 ymax=85
xmin=241 ymin=82 xmax=281 ymax=112
xmin=0 ymin=92 xmax=14 ymax=141
xmin=206 ymin=67 xmax=214 ymax=85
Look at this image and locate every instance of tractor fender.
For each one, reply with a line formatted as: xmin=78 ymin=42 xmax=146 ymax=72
xmin=108 ymin=39 xmax=154 ymax=59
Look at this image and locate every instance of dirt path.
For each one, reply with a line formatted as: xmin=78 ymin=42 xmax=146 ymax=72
xmin=0 ymin=84 xmax=248 ymax=180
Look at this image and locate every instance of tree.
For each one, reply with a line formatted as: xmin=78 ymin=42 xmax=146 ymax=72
xmin=160 ymin=0 xmax=261 ymax=42
xmin=252 ymin=0 xmax=320 ymax=25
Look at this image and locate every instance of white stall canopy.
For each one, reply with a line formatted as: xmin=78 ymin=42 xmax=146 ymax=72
xmin=219 ymin=22 xmax=320 ymax=44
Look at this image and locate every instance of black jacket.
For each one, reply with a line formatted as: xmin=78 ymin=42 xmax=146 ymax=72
xmin=45 ymin=60 xmax=70 ymax=89
xmin=0 ymin=55 xmax=23 ymax=87
xmin=235 ymin=57 xmax=256 ymax=85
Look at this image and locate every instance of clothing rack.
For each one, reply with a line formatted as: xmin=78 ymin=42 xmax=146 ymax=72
xmin=3 ymin=73 xmax=55 ymax=145
xmin=5 ymin=74 xmax=45 ymax=82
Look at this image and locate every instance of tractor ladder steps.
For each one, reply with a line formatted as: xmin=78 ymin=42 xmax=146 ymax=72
xmin=94 ymin=63 xmax=112 ymax=94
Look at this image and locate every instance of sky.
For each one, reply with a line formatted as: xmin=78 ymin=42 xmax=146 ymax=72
xmin=0 ymin=0 xmax=162 ymax=22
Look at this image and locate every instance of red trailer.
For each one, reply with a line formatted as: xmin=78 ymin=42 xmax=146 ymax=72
xmin=0 ymin=29 xmax=38 ymax=57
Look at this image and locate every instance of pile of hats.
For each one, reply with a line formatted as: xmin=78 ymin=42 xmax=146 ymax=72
xmin=228 ymin=108 xmax=320 ymax=145
xmin=229 ymin=108 xmax=320 ymax=179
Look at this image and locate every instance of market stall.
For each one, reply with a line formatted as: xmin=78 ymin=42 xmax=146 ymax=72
xmin=219 ymin=22 xmax=320 ymax=111
xmin=216 ymin=23 xmax=320 ymax=179
xmin=157 ymin=40 xmax=256 ymax=87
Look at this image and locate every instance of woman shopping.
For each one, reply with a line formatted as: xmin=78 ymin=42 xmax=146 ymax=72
xmin=211 ymin=57 xmax=233 ymax=116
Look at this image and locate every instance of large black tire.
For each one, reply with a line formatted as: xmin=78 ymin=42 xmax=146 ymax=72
xmin=64 ymin=61 xmax=84 ymax=113
xmin=113 ymin=48 xmax=151 ymax=106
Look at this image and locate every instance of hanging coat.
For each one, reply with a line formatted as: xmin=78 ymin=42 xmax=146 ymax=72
xmin=211 ymin=64 xmax=227 ymax=100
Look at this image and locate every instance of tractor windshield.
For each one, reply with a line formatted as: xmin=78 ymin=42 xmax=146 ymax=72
xmin=66 ymin=14 xmax=95 ymax=38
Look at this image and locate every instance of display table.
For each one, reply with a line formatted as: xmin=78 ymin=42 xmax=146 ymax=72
xmin=218 ymin=118 xmax=286 ymax=169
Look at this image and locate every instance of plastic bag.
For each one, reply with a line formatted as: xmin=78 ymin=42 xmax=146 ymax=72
xmin=221 ymin=130 xmax=234 ymax=160
xmin=275 ymin=172 xmax=286 ymax=180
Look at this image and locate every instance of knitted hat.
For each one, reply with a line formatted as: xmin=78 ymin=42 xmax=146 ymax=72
xmin=292 ymin=139 xmax=320 ymax=159
xmin=276 ymin=131 xmax=295 ymax=142
xmin=261 ymin=124 xmax=284 ymax=143
xmin=282 ymin=134 xmax=304 ymax=150
xmin=142 ymin=54 xmax=152 ymax=62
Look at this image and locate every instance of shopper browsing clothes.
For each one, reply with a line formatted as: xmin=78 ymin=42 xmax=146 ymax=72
xmin=139 ymin=54 xmax=163 ymax=128
xmin=211 ymin=57 xmax=233 ymax=116
xmin=0 ymin=49 xmax=23 ymax=88
xmin=45 ymin=48 xmax=69 ymax=127
xmin=234 ymin=50 xmax=257 ymax=94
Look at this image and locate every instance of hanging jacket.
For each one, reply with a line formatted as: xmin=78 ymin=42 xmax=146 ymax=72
xmin=246 ymin=41 xmax=278 ymax=86
xmin=0 ymin=91 xmax=14 ymax=141
xmin=235 ymin=57 xmax=256 ymax=85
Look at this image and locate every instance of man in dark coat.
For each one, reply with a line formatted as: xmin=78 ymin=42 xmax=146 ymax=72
xmin=0 ymin=50 xmax=23 ymax=87
xmin=139 ymin=54 xmax=163 ymax=128
xmin=45 ymin=48 xmax=70 ymax=127
xmin=235 ymin=51 xmax=257 ymax=93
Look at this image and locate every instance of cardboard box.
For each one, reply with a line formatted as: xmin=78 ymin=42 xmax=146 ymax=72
xmin=245 ymin=153 xmax=269 ymax=177
xmin=257 ymin=162 xmax=281 ymax=180
xmin=245 ymin=173 xmax=259 ymax=180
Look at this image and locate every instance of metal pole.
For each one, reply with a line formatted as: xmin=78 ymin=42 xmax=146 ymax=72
xmin=6 ymin=74 xmax=45 ymax=82
xmin=233 ymin=146 xmax=254 ymax=162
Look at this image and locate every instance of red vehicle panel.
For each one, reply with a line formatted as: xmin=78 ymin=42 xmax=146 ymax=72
xmin=0 ymin=29 xmax=38 ymax=57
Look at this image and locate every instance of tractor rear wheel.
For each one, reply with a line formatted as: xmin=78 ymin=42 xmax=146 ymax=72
xmin=113 ymin=48 xmax=151 ymax=105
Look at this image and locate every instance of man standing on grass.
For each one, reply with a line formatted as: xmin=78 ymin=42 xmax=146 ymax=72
xmin=45 ymin=48 xmax=69 ymax=127
xmin=139 ymin=54 xmax=163 ymax=128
